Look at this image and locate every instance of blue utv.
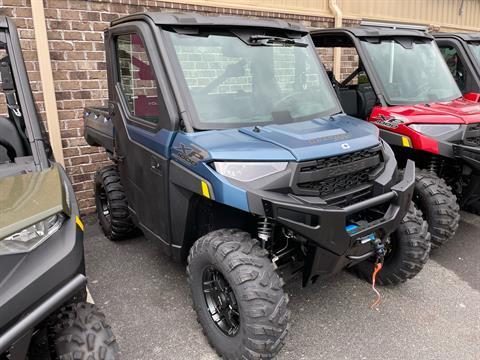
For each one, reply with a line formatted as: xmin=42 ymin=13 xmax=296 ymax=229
xmin=84 ymin=12 xmax=431 ymax=359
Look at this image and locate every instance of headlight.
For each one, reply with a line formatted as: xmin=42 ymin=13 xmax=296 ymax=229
xmin=213 ymin=162 xmax=288 ymax=182
xmin=0 ymin=213 xmax=65 ymax=255
xmin=408 ymin=124 xmax=461 ymax=137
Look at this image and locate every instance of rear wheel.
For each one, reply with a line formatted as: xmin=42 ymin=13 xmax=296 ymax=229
xmin=353 ymin=203 xmax=431 ymax=285
xmin=413 ymin=168 xmax=460 ymax=248
xmin=52 ymin=302 xmax=120 ymax=360
xmin=187 ymin=229 xmax=289 ymax=359
xmin=94 ymin=165 xmax=138 ymax=241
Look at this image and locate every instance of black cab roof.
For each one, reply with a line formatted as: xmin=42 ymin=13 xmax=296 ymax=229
xmin=311 ymin=27 xmax=433 ymax=40
xmin=110 ymin=12 xmax=308 ymax=34
xmin=433 ymin=32 xmax=480 ymax=42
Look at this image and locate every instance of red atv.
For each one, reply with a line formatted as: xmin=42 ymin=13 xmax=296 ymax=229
xmin=311 ymin=27 xmax=480 ymax=248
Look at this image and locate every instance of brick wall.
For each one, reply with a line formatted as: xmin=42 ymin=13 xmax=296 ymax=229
xmin=0 ymin=0 xmax=359 ymax=213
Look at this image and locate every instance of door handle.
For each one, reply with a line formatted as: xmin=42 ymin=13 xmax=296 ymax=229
xmin=151 ymin=157 xmax=163 ymax=174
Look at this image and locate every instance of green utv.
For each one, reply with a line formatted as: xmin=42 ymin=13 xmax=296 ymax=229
xmin=0 ymin=17 xmax=120 ymax=360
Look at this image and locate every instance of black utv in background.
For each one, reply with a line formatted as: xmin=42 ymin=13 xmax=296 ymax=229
xmin=435 ymin=32 xmax=480 ymax=94
xmin=0 ymin=17 xmax=120 ymax=360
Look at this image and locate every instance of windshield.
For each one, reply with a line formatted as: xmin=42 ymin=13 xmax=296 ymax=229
xmin=468 ymin=42 xmax=480 ymax=65
xmin=167 ymin=30 xmax=340 ymax=130
xmin=362 ymin=38 xmax=462 ymax=105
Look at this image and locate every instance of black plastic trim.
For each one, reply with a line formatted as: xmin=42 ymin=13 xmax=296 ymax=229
xmin=0 ymin=274 xmax=87 ymax=354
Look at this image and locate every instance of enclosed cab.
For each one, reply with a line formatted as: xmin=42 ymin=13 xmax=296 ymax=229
xmin=311 ymin=27 xmax=480 ymax=248
xmin=434 ymin=32 xmax=480 ymax=94
xmin=85 ymin=13 xmax=430 ymax=359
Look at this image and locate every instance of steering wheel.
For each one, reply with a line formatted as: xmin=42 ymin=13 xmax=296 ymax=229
xmin=272 ymin=91 xmax=303 ymax=111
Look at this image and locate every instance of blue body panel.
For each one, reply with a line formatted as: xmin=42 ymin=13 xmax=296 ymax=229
xmin=128 ymin=113 xmax=381 ymax=213
xmin=171 ymin=132 xmax=251 ymax=211
xmin=184 ymin=129 xmax=296 ymax=161
xmin=240 ymin=114 xmax=380 ymax=161
xmin=127 ymin=125 xmax=175 ymax=158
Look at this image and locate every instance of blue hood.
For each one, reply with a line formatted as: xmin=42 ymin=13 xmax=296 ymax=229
xmin=187 ymin=114 xmax=380 ymax=162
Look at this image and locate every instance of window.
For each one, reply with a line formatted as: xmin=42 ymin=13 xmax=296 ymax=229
xmin=116 ymin=34 xmax=160 ymax=124
xmin=362 ymin=39 xmax=461 ymax=105
xmin=439 ymin=45 xmax=467 ymax=92
xmin=168 ymin=31 xmax=340 ymax=130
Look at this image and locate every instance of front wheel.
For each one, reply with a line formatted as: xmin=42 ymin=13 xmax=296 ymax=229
xmin=353 ymin=203 xmax=431 ymax=285
xmin=187 ymin=229 xmax=289 ymax=359
xmin=413 ymin=169 xmax=460 ymax=248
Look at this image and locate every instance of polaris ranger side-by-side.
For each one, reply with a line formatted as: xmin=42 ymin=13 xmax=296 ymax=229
xmin=85 ymin=13 xmax=430 ymax=359
xmin=0 ymin=17 xmax=120 ymax=360
xmin=312 ymin=27 xmax=480 ymax=248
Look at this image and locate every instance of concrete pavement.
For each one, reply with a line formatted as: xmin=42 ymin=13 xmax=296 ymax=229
xmin=83 ymin=212 xmax=480 ymax=360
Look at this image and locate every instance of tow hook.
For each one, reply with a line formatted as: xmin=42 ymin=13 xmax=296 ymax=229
xmin=371 ymin=238 xmax=386 ymax=262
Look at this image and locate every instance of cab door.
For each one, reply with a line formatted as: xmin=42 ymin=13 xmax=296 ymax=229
xmin=107 ymin=23 xmax=175 ymax=246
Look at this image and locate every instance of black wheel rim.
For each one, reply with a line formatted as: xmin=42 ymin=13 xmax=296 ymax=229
xmin=202 ymin=266 xmax=240 ymax=337
xmin=97 ymin=186 xmax=111 ymax=222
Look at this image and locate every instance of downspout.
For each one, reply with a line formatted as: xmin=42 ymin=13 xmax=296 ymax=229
xmin=329 ymin=0 xmax=343 ymax=79
xmin=31 ymin=1 xmax=64 ymax=166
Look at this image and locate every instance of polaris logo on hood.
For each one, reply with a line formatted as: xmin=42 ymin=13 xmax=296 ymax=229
xmin=341 ymin=143 xmax=350 ymax=150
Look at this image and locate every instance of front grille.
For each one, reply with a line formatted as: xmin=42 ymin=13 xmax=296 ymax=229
xmin=298 ymin=168 xmax=372 ymax=195
xmin=291 ymin=146 xmax=383 ymax=198
xmin=463 ymin=123 xmax=480 ymax=147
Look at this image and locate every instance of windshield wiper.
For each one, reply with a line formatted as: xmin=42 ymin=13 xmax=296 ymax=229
xmin=248 ymin=35 xmax=307 ymax=47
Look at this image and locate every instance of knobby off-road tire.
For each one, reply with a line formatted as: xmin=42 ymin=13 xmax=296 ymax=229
xmin=187 ymin=229 xmax=289 ymax=359
xmin=413 ymin=168 xmax=460 ymax=248
xmin=353 ymin=203 xmax=431 ymax=285
xmin=94 ymin=165 xmax=137 ymax=241
xmin=52 ymin=302 xmax=120 ymax=360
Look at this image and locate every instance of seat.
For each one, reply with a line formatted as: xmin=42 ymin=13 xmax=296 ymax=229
xmin=356 ymin=83 xmax=376 ymax=119
xmin=337 ymin=88 xmax=358 ymax=117
xmin=0 ymin=116 xmax=26 ymax=162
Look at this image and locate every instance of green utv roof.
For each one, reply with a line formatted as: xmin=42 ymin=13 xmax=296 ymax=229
xmin=110 ymin=11 xmax=308 ymax=34
xmin=0 ymin=166 xmax=67 ymax=239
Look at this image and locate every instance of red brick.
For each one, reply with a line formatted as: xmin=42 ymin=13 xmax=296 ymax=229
xmin=81 ymin=11 xmax=101 ymax=21
xmin=63 ymin=31 xmax=84 ymax=41
xmin=3 ymin=0 xmax=26 ymax=6
xmin=70 ymin=21 xmax=91 ymax=31
xmin=59 ymin=10 xmax=81 ymax=20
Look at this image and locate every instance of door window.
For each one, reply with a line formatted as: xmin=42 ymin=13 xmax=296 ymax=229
xmin=439 ymin=45 xmax=467 ymax=92
xmin=116 ymin=34 xmax=160 ymax=124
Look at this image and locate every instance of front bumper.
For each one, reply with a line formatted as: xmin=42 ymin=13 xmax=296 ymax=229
xmin=251 ymin=160 xmax=415 ymax=285
xmin=0 ymin=274 xmax=87 ymax=354
xmin=452 ymin=144 xmax=480 ymax=206
xmin=453 ymin=143 xmax=480 ymax=171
